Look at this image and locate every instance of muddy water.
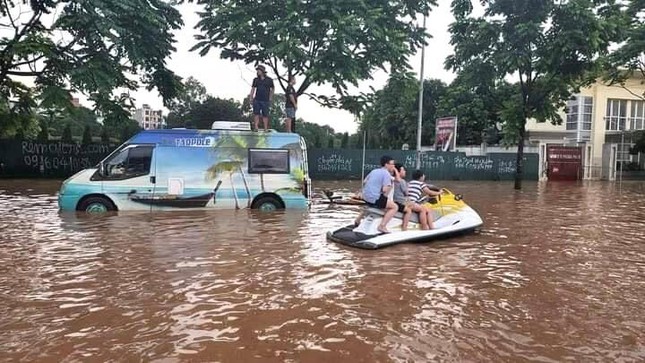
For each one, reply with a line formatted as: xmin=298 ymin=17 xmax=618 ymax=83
xmin=0 ymin=179 xmax=644 ymax=362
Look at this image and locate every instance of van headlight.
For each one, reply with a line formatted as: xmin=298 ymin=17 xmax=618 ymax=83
xmin=59 ymin=182 xmax=67 ymax=195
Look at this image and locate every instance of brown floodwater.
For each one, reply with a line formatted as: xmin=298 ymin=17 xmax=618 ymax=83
xmin=1 ymin=179 xmax=644 ymax=362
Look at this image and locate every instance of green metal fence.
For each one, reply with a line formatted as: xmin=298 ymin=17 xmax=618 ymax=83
xmin=308 ymin=149 xmax=538 ymax=181
xmin=0 ymin=140 xmax=537 ymax=181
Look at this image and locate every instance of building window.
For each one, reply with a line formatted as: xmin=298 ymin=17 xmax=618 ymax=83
xmin=582 ymin=97 xmax=592 ymax=130
xmin=617 ymin=143 xmax=633 ymax=163
xmin=248 ymin=149 xmax=290 ymax=174
xmin=606 ymin=99 xmax=627 ymax=131
xmin=631 ymin=100 xmax=645 ymax=130
xmin=566 ymin=96 xmax=593 ymax=131
xmin=566 ymin=99 xmax=578 ymax=130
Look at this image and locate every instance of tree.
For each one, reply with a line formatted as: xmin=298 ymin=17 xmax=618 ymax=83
xmin=166 ymin=77 xmax=210 ymax=128
xmin=82 ymin=125 xmax=93 ymax=145
xmin=297 ymin=120 xmax=341 ymax=149
xmin=447 ymin=0 xmax=620 ymax=189
xmin=631 ymin=131 xmax=645 ymax=154
xmin=119 ymin=120 xmax=142 ymax=142
xmin=37 ymin=119 xmax=49 ymax=141
xmin=63 ymin=107 xmax=102 ymax=137
xmin=61 ymin=124 xmax=73 ymax=142
xmin=341 ymin=132 xmax=349 ymax=148
xmin=606 ymin=2 xmax=645 ymax=98
xmin=359 ymin=73 xmax=420 ymax=149
xmin=437 ymin=76 xmax=513 ymax=145
xmin=100 ymin=127 xmax=110 ymax=143
xmin=191 ymin=0 xmax=436 ymax=108
xmin=190 ymin=97 xmax=244 ymax=129
xmin=0 ymin=85 xmax=39 ymax=138
xmin=0 ymin=0 xmax=184 ymax=136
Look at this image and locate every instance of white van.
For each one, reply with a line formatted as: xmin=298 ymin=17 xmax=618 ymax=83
xmin=58 ymin=121 xmax=311 ymax=212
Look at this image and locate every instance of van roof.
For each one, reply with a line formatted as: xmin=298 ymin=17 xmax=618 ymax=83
xmin=128 ymin=129 xmax=305 ymax=146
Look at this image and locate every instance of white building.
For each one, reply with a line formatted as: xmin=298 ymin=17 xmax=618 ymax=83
xmin=134 ymin=104 xmax=164 ymax=130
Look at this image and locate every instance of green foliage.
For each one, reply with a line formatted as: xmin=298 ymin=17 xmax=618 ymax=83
xmin=297 ymin=120 xmax=339 ymax=149
xmin=82 ymin=125 xmax=93 ymax=145
xmin=631 ymin=131 xmax=645 ymax=155
xmin=360 ymin=73 xmax=451 ymax=149
xmin=118 ymin=119 xmax=142 ymax=142
xmin=341 ymin=132 xmax=349 ymax=148
xmin=437 ymin=75 xmax=511 ymax=146
xmin=100 ymin=127 xmax=110 ymax=143
xmin=61 ymin=124 xmax=73 ymax=142
xmin=0 ymin=0 xmax=184 ymax=137
xmin=191 ymin=0 xmax=436 ymax=108
xmin=446 ymin=0 xmax=621 ymax=188
xmin=37 ymin=119 xmax=49 ymax=142
xmin=605 ymin=1 xmax=644 ymax=93
xmin=360 ymin=72 xmax=419 ymax=149
xmin=166 ymin=77 xmax=210 ymax=127
xmin=327 ymin=137 xmax=335 ymax=148
xmin=0 ymin=82 xmax=39 ymax=138
xmin=189 ymin=97 xmax=244 ymax=129
xmin=167 ymin=77 xmax=245 ymax=129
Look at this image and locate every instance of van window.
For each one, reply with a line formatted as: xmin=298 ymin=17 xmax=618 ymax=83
xmin=248 ymin=148 xmax=289 ymax=174
xmin=103 ymin=145 xmax=153 ymax=179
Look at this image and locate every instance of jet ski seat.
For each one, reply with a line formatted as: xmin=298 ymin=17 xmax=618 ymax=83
xmin=364 ymin=206 xmax=422 ymax=224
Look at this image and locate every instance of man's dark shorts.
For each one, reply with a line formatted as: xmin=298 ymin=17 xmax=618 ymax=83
xmin=395 ymin=202 xmax=406 ymax=213
xmin=253 ymin=100 xmax=270 ymax=117
xmin=367 ymin=194 xmax=388 ymax=209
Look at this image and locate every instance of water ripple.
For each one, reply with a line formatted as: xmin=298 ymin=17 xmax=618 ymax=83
xmin=0 ymin=179 xmax=644 ymax=362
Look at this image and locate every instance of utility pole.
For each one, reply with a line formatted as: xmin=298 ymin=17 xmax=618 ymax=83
xmin=416 ymin=15 xmax=426 ymax=169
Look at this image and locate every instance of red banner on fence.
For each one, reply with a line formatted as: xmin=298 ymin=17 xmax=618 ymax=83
xmin=434 ymin=116 xmax=457 ymax=151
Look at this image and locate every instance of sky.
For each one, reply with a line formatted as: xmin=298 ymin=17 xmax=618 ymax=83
xmin=120 ymin=0 xmax=463 ymax=135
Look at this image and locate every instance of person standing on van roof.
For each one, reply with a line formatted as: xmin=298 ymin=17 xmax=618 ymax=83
xmin=249 ymin=65 xmax=274 ymax=132
xmin=285 ymin=75 xmax=298 ymax=133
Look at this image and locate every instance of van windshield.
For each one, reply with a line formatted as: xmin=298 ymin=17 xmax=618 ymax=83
xmin=100 ymin=144 xmax=154 ymax=179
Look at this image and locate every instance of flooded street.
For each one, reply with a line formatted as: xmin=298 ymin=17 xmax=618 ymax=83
xmin=1 ymin=179 xmax=644 ymax=362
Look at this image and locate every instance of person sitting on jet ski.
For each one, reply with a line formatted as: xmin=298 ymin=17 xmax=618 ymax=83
xmin=353 ymin=155 xmax=398 ymax=233
xmin=408 ymin=170 xmax=443 ymax=229
xmin=392 ymin=163 xmax=413 ymax=231
xmin=393 ymin=164 xmax=433 ymax=230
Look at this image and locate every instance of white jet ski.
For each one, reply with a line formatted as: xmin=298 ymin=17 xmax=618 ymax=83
xmin=327 ymin=189 xmax=483 ymax=250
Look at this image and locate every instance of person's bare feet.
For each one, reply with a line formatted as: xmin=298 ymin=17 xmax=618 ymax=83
xmin=377 ymin=225 xmax=390 ymax=234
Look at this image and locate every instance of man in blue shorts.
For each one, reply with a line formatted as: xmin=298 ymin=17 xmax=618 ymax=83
xmin=355 ymin=155 xmax=398 ymax=233
xmin=249 ymin=65 xmax=274 ymax=131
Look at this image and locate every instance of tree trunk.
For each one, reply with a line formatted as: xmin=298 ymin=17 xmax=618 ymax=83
xmin=514 ymin=122 xmax=526 ymax=190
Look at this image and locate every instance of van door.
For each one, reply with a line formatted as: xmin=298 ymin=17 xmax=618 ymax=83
xmin=99 ymin=144 xmax=156 ymax=211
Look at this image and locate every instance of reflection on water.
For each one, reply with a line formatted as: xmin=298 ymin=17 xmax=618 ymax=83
xmin=1 ymin=179 xmax=644 ymax=362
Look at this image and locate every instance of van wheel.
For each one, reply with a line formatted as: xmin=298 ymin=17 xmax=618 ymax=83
xmin=251 ymin=196 xmax=283 ymax=212
xmin=78 ymin=196 xmax=116 ymax=213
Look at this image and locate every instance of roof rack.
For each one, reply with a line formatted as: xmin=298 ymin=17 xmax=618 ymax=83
xmin=211 ymin=121 xmax=252 ymax=131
